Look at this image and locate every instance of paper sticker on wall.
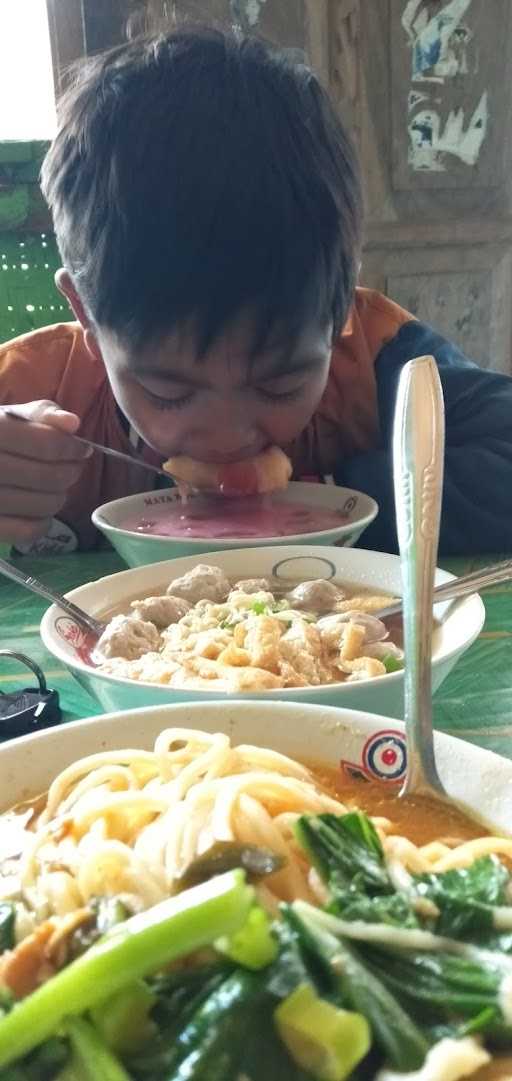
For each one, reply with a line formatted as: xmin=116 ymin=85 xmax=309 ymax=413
xmin=402 ymin=0 xmax=476 ymax=81
xmin=230 ymin=0 xmax=268 ymax=29
xmin=409 ymin=90 xmax=489 ymax=171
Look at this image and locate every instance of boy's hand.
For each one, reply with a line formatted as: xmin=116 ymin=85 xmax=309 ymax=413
xmin=0 ymin=400 xmax=91 ymax=547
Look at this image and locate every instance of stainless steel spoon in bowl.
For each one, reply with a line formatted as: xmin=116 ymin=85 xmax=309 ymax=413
xmin=0 ymin=557 xmax=105 ymax=640
xmin=392 ymin=354 xmax=446 ymax=800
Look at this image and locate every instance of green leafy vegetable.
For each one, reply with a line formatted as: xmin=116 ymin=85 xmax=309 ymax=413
xmin=135 ymin=968 xmax=267 ymax=1080
xmin=0 ymin=906 xmax=15 ymax=954
xmin=365 ymin=944 xmax=512 ymax=1027
xmin=0 ymin=1037 xmax=68 ymax=1081
xmin=132 ymin=957 xmax=311 ymax=1080
xmin=251 ymin=600 xmax=268 ymax=615
xmin=415 ymin=856 xmax=510 ymax=938
xmin=89 ymin=981 xmax=156 ymax=1054
xmin=66 ymin=1018 xmax=131 ymax=1081
xmin=294 ymin=813 xmax=391 ymax=899
xmin=131 ymin=968 xmax=227 ymax=1078
xmin=238 ymin=999 xmax=313 ymax=1081
xmin=265 ymin=920 xmax=319 ymax=1002
xmin=382 ymin=654 xmax=404 ymax=674
xmin=0 ymin=991 xmax=13 ymax=1023
xmin=0 ymin=871 xmax=253 ymax=1069
xmin=216 ymin=905 xmax=278 ymax=970
xmin=286 ymin=904 xmax=428 ymax=1071
xmin=332 ymin=890 xmax=419 ymax=929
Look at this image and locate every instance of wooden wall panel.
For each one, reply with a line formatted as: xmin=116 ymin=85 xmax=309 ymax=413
xmin=363 ymin=243 xmax=512 ymax=372
xmin=338 ymin=0 xmax=512 ymax=372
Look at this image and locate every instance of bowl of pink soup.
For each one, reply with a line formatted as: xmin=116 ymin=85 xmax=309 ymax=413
xmin=92 ymin=482 xmax=378 ymax=567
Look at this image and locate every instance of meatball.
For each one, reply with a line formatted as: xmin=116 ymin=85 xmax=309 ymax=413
xmin=130 ymin=595 xmax=191 ymax=628
xmin=285 ymin=579 xmax=344 ymax=614
xmin=95 ymin=614 xmax=160 ymax=661
xmin=232 ymin=578 xmax=271 ymax=594
xmin=166 ymin=564 xmax=231 ymax=605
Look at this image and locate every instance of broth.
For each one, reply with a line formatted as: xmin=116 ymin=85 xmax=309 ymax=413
xmin=314 ymin=765 xmax=484 ymax=847
xmin=97 ymin=576 xmax=402 ymax=629
xmin=120 ymin=494 xmax=349 ymax=540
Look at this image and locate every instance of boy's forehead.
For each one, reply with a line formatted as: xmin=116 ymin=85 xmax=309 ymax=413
xmin=117 ymin=314 xmax=332 ymax=378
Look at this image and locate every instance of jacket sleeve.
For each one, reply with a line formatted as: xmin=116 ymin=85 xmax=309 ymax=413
xmin=336 ymin=320 xmax=512 ymax=556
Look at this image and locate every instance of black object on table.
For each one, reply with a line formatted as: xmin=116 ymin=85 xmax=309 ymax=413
xmin=0 ymin=649 xmax=61 ymax=739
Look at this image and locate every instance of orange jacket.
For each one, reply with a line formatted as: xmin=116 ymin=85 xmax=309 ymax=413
xmin=3 ymin=286 xmax=512 ymax=555
xmin=0 ymin=288 xmax=410 ymax=549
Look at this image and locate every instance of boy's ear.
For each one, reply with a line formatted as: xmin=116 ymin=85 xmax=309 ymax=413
xmin=55 ymin=269 xmax=88 ymax=325
xmin=55 ymin=269 xmax=103 ymax=362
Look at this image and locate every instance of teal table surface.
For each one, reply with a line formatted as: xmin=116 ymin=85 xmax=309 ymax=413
xmin=0 ymin=552 xmax=511 ymax=757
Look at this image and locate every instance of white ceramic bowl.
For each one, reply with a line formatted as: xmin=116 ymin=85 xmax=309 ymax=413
xmin=92 ymin=482 xmax=378 ymax=566
xmin=40 ymin=545 xmax=485 ymax=718
xmin=1 ymin=700 xmax=511 ymax=832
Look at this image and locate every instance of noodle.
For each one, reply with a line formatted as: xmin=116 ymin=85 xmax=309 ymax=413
xmin=0 ymin=730 xmax=350 ymax=929
xmin=1 ymin=727 xmax=511 ymax=954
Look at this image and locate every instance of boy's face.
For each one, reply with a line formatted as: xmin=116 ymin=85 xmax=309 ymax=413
xmin=94 ymin=314 xmax=333 ymax=463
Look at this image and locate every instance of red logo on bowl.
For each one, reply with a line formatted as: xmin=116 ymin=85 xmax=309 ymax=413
xmin=340 ymin=729 xmax=407 ymax=784
xmin=55 ymin=617 xmax=94 ymax=664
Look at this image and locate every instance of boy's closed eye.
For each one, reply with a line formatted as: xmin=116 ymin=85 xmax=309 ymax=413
xmin=143 ymin=386 xmax=196 ymax=411
xmin=142 ymin=379 xmax=306 ymax=411
xmin=253 ymin=377 xmax=307 ymax=402
xmin=138 ymin=367 xmax=312 ymax=411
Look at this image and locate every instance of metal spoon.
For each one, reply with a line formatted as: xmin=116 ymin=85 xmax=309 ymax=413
xmin=0 ymin=557 xmax=105 ymax=640
xmin=376 ymin=557 xmax=512 ymax=620
xmin=393 ymin=355 xmax=446 ymax=799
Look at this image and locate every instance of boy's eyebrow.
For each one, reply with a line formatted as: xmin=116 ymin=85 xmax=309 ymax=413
xmin=134 ymin=366 xmax=210 ymax=387
xmin=254 ymin=356 xmax=319 ymax=381
xmin=133 ymin=356 xmax=319 ymax=384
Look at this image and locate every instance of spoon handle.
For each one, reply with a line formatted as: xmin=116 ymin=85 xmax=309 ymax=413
xmin=376 ymin=556 xmax=512 ymax=619
xmin=393 ymin=355 xmax=445 ymax=797
xmin=0 ymin=557 xmax=104 ymax=639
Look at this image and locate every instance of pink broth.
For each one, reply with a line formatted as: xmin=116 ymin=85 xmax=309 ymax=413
xmin=121 ymin=495 xmax=349 ymax=540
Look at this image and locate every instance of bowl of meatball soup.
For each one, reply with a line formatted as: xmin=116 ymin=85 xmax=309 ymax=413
xmin=40 ymin=546 xmax=484 ymax=718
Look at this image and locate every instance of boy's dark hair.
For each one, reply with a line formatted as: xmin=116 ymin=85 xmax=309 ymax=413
xmin=41 ymin=27 xmax=362 ymax=355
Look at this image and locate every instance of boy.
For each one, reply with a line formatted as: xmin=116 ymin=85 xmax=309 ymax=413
xmin=1 ymin=27 xmax=511 ymax=555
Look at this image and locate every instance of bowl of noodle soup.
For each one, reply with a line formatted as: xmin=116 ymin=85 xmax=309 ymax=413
xmin=1 ymin=700 xmax=512 ymax=1081
xmin=40 ymin=545 xmax=485 ymax=720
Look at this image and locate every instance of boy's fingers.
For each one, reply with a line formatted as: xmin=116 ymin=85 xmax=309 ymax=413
xmin=6 ymin=400 xmax=81 ymax=432
xmin=0 ymin=452 xmax=86 ymax=494
xmin=0 ymin=488 xmax=68 ymax=520
xmin=0 ymin=408 xmax=90 ymax=462
xmin=0 ymin=516 xmax=52 ymax=547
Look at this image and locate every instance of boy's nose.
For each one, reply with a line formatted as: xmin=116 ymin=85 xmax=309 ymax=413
xmin=202 ymin=402 xmax=261 ymax=459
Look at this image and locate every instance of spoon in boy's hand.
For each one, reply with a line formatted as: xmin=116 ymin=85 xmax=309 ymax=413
xmin=2 ymin=404 xmax=178 ymax=487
